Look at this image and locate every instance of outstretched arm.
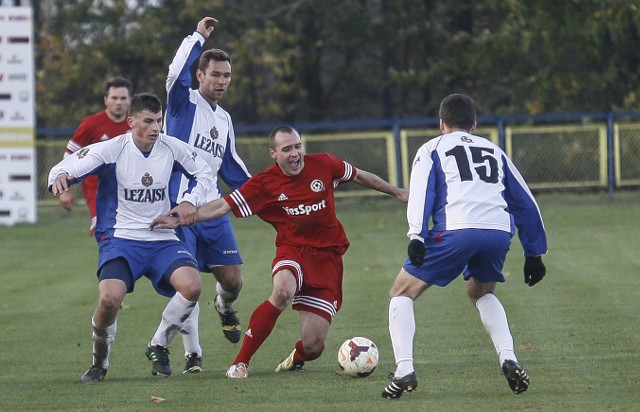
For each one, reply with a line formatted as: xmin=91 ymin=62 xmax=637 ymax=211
xmin=151 ymin=197 xmax=233 ymax=229
xmin=197 ymin=197 xmax=233 ymax=221
xmin=353 ymin=169 xmax=409 ymax=202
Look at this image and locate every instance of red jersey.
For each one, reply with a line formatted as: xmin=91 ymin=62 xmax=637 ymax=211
xmin=65 ymin=110 xmax=130 ymax=217
xmin=224 ymin=153 xmax=357 ymax=253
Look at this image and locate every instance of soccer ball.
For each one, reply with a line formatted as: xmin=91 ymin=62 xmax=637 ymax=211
xmin=337 ymin=337 xmax=379 ymax=377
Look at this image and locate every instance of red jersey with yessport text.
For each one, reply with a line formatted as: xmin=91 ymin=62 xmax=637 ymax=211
xmin=224 ymin=153 xmax=357 ymax=252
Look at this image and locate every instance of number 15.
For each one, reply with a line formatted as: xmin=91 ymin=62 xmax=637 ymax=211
xmin=445 ymin=146 xmax=499 ymax=183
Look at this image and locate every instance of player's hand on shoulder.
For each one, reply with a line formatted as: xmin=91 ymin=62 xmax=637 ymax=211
xmin=523 ymin=255 xmax=546 ymax=286
xmin=407 ymin=239 xmax=425 ymax=267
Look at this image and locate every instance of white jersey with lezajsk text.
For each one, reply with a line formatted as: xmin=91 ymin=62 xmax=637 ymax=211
xmin=47 ymin=132 xmax=214 ymax=242
xmin=165 ymin=31 xmax=251 ymax=205
xmin=407 ymin=130 xmax=547 ymax=257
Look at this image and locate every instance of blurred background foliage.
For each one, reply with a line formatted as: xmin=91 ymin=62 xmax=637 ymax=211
xmin=34 ymin=0 xmax=640 ymax=127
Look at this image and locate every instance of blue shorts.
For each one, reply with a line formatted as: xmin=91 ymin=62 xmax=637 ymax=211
xmin=97 ymin=237 xmax=198 ymax=298
xmin=175 ymin=215 xmax=243 ymax=271
xmin=403 ymin=229 xmax=512 ymax=287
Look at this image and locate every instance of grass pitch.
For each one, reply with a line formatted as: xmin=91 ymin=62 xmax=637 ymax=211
xmin=1 ymin=192 xmax=639 ymax=411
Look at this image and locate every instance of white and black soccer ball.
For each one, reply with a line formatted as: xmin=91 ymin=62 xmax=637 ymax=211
xmin=337 ymin=336 xmax=379 ymax=377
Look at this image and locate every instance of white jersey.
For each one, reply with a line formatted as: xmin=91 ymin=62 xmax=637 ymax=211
xmin=48 ymin=132 xmax=214 ymax=241
xmin=408 ymin=131 xmax=547 ymax=256
xmin=165 ymin=31 xmax=251 ymax=204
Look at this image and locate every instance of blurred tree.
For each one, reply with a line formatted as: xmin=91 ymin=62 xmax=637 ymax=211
xmin=33 ymin=0 xmax=640 ymax=128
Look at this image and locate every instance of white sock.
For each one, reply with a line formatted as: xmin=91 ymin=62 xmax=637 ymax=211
xmin=150 ymin=292 xmax=197 ymax=347
xmin=181 ymin=302 xmax=202 ymax=357
xmin=92 ymin=317 xmax=117 ymax=368
xmin=388 ymin=296 xmax=416 ymax=377
xmin=476 ymin=293 xmax=517 ymax=365
xmin=215 ymin=282 xmax=238 ymax=312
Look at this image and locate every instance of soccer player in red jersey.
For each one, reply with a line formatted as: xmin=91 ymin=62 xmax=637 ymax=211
xmin=151 ymin=125 xmax=408 ymax=378
xmin=59 ymin=77 xmax=132 ymax=235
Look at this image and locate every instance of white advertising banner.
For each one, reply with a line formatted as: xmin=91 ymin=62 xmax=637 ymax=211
xmin=0 ymin=6 xmax=36 ymax=225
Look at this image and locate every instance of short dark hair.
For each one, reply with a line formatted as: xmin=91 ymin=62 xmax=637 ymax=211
xmin=104 ymin=77 xmax=132 ymax=96
xmin=439 ymin=94 xmax=476 ymax=131
xmin=268 ymin=125 xmax=299 ymax=149
xmin=129 ymin=93 xmax=162 ymax=116
xmin=198 ymin=49 xmax=232 ymax=71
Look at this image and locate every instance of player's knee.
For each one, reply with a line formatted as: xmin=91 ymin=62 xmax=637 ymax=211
xmin=211 ymin=265 xmax=243 ymax=290
xmin=220 ymin=274 xmax=243 ymax=293
xmin=466 ymin=279 xmax=496 ymax=301
xmin=179 ymin=282 xmax=201 ymax=301
xmin=171 ymin=266 xmax=202 ymax=301
xmin=270 ymin=287 xmax=294 ymax=309
xmin=232 ymin=275 xmax=244 ymax=291
xmin=97 ymin=294 xmax=122 ymax=315
xmin=174 ymin=275 xmax=201 ymax=301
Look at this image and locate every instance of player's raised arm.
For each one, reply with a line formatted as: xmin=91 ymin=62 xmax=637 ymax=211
xmin=196 ymin=16 xmax=218 ymax=39
xmin=352 ymin=169 xmax=409 ymax=202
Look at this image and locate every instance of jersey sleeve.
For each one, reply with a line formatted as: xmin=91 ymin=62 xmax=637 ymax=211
xmin=324 ymin=153 xmax=356 ymax=187
xmin=65 ymin=116 xmax=97 ymax=154
xmin=48 ymin=142 xmax=111 ymax=191
xmin=166 ymin=32 xmax=205 ymax=121
xmin=165 ymin=30 xmax=203 ymax=198
xmin=501 ymin=154 xmax=548 ymax=256
xmin=224 ymin=176 xmax=268 ymax=218
xmin=168 ymin=138 xmax=214 ymax=207
xmin=406 ymin=143 xmax=437 ymax=241
xmin=218 ymin=114 xmax=251 ymax=190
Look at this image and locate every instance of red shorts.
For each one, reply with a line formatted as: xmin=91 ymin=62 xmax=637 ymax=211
xmin=272 ymin=244 xmax=344 ymax=322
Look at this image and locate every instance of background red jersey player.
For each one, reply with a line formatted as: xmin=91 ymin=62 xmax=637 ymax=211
xmin=59 ymin=77 xmax=132 ymax=235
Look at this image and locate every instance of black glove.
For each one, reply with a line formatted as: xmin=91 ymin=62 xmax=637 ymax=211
xmin=524 ymin=255 xmax=546 ymax=286
xmin=407 ymin=239 xmax=425 ymax=267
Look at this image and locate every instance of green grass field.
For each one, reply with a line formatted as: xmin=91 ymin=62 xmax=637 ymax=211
xmin=1 ymin=192 xmax=639 ymax=411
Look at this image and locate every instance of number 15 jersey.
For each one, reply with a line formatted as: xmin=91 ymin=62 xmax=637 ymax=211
xmin=407 ymin=131 xmax=547 ymax=257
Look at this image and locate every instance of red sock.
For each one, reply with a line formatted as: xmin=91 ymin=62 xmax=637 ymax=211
xmin=294 ymin=338 xmax=324 ymax=363
xmin=233 ymin=300 xmax=282 ymax=365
